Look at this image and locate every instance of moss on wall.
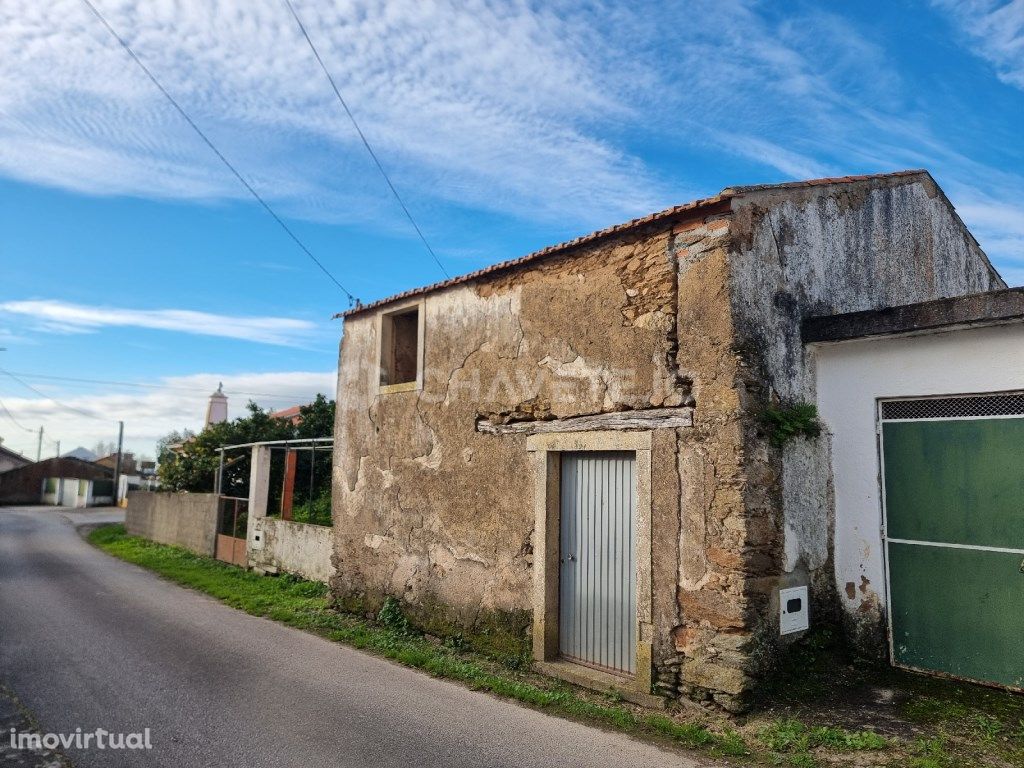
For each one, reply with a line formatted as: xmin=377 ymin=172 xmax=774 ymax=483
xmin=331 ymin=585 xmax=531 ymax=667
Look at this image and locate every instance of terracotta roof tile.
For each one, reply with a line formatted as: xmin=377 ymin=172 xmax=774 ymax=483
xmin=337 ymin=169 xmax=931 ymax=319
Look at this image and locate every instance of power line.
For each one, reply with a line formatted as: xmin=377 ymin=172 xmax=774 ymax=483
xmin=283 ymin=0 xmax=450 ymax=280
xmin=78 ymin=0 xmax=358 ymax=305
xmin=0 ymin=369 xmax=110 ymax=422
xmin=0 ymin=396 xmax=35 ymax=433
xmin=0 ymin=370 xmax=331 ymax=400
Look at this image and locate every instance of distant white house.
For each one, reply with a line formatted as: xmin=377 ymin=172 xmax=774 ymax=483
xmin=0 ymin=441 xmax=32 ymax=474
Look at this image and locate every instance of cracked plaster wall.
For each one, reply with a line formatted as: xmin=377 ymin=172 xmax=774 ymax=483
xmin=332 ymin=226 xmax=689 ymax=643
xmin=726 ymin=175 xmax=1004 ymax=651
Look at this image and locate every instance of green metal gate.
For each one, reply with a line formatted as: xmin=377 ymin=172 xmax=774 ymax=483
xmin=880 ymin=394 xmax=1024 ymax=690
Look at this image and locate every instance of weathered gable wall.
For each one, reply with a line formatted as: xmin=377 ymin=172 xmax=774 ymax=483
xmin=332 ymin=224 xmax=689 ymax=655
xmin=726 ymin=174 xmax=1004 ymax=646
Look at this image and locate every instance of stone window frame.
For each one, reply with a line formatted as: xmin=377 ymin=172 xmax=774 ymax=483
xmin=527 ymin=430 xmax=654 ymax=700
xmin=376 ymin=297 xmax=425 ymax=395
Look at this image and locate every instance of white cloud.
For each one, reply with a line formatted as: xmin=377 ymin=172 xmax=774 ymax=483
xmin=933 ymin=0 xmax=1024 ymax=89
xmin=713 ymin=133 xmax=833 ymax=181
xmin=3 ymin=0 xmax=1024 ymax=281
xmin=628 ymin=0 xmax=1024 ymax=282
xmin=0 ymin=300 xmax=320 ymax=346
xmin=953 ymin=195 xmax=1024 ymax=282
xmin=0 ymin=0 xmax=664 ymax=228
xmin=0 ymin=370 xmax=336 ymax=460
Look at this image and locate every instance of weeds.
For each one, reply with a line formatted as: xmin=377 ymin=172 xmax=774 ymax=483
xmin=758 ymin=718 xmax=887 ymax=764
xmin=377 ymin=596 xmax=419 ymax=637
xmin=760 ymin=403 xmax=822 ymax=448
xmin=908 ymin=737 xmax=955 ymax=768
xmin=972 ymin=713 xmax=1003 ymax=742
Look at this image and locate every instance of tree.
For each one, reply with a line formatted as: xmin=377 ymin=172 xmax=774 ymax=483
xmin=156 ymin=398 xmax=335 ymax=503
xmin=296 ymin=394 xmax=335 ymax=439
xmin=92 ymin=439 xmax=117 ymax=457
xmin=292 ymin=394 xmax=335 ymax=517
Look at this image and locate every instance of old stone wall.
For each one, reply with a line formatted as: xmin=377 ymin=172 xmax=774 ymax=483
xmin=333 ymin=223 xmax=690 ymax=657
xmin=329 ymin=172 xmax=1001 ymax=708
xmin=667 ymin=215 xmax=772 ymax=710
xmin=726 ymin=174 xmax=1005 ymax=651
xmin=125 ymin=491 xmax=218 ymax=556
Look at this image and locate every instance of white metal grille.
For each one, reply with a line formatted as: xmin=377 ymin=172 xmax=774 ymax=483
xmin=880 ymin=394 xmax=1024 ymax=421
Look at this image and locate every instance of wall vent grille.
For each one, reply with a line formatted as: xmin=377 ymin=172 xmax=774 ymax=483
xmin=880 ymin=394 xmax=1024 ymax=421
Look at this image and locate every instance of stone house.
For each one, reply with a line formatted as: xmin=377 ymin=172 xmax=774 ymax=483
xmin=331 ymin=170 xmax=1003 ymax=709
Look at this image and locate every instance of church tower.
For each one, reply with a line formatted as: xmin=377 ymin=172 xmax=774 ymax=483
xmin=205 ymin=383 xmax=228 ymax=427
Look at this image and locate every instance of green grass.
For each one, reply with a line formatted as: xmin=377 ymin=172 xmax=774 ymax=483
xmin=98 ymin=525 xmax=1021 ymax=767
xmin=87 ymin=525 xmax=748 ymax=759
xmin=756 ymin=718 xmax=888 ymax=767
xmin=907 ymin=737 xmax=956 ymax=768
xmin=758 ymin=718 xmax=888 ymax=753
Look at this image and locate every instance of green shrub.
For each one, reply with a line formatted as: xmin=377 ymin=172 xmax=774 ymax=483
xmin=291 ymin=488 xmax=333 ymax=527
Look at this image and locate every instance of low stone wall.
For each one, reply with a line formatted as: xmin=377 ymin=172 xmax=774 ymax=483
xmin=125 ymin=491 xmax=218 ymax=556
xmin=248 ymin=518 xmax=334 ymax=583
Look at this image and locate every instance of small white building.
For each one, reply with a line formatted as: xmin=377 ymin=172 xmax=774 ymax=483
xmin=807 ymin=288 xmax=1024 ymax=691
xmin=0 ymin=442 xmax=31 ymax=474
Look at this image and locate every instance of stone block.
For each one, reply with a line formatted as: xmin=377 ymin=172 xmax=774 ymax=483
xmin=681 ymin=659 xmax=750 ymax=696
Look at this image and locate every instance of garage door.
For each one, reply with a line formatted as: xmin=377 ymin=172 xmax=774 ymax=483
xmin=881 ymin=394 xmax=1024 ymax=689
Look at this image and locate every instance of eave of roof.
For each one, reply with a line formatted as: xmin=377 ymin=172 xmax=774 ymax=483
xmin=0 ymin=444 xmax=30 ymax=462
xmin=337 ymin=169 xmax=931 ymax=320
xmin=803 ymin=286 xmax=1024 ymax=344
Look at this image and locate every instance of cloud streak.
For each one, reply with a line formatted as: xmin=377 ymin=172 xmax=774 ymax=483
xmin=2 ymin=0 xmax=1024 ymax=282
xmin=933 ymin=0 xmax=1024 ymax=89
xmin=0 ymin=0 xmax=664 ymax=228
xmin=0 ymin=300 xmax=319 ymax=346
xmin=631 ymin=0 xmax=1024 ymax=283
xmin=0 ymin=370 xmax=336 ymax=459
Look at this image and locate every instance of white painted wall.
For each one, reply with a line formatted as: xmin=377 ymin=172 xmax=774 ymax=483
xmin=58 ymin=477 xmax=81 ymax=507
xmin=248 ymin=517 xmax=335 ymax=583
xmin=813 ymin=321 xmax=1024 ymax=626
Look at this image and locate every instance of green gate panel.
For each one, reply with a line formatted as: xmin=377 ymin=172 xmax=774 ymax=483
xmin=883 ymin=419 xmax=1024 ymax=547
xmin=888 ymin=542 xmax=1024 ymax=689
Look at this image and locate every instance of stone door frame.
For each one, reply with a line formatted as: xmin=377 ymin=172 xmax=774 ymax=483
xmin=527 ymin=430 xmax=654 ymax=698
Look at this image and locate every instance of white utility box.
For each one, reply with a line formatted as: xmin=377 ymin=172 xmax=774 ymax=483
xmin=779 ymin=585 xmax=809 ymax=635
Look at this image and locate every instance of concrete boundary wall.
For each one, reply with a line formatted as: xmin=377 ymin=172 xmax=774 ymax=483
xmin=248 ymin=517 xmax=334 ymax=583
xmin=125 ymin=491 xmax=218 ymax=557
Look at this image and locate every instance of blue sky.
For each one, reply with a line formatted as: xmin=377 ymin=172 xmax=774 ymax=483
xmin=1 ymin=0 xmax=1023 ymax=459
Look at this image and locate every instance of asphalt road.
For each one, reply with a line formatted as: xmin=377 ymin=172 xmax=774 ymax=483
xmin=0 ymin=506 xmax=702 ymax=768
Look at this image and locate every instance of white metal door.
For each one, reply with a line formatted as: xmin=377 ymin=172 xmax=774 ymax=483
xmin=559 ymin=451 xmax=636 ymax=675
xmin=59 ymin=478 xmax=77 ymax=507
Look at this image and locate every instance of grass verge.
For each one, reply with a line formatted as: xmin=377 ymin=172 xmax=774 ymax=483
xmin=88 ymin=525 xmax=749 ymax=759
xmin=91 ymin=525 xmax=939 ymax=766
